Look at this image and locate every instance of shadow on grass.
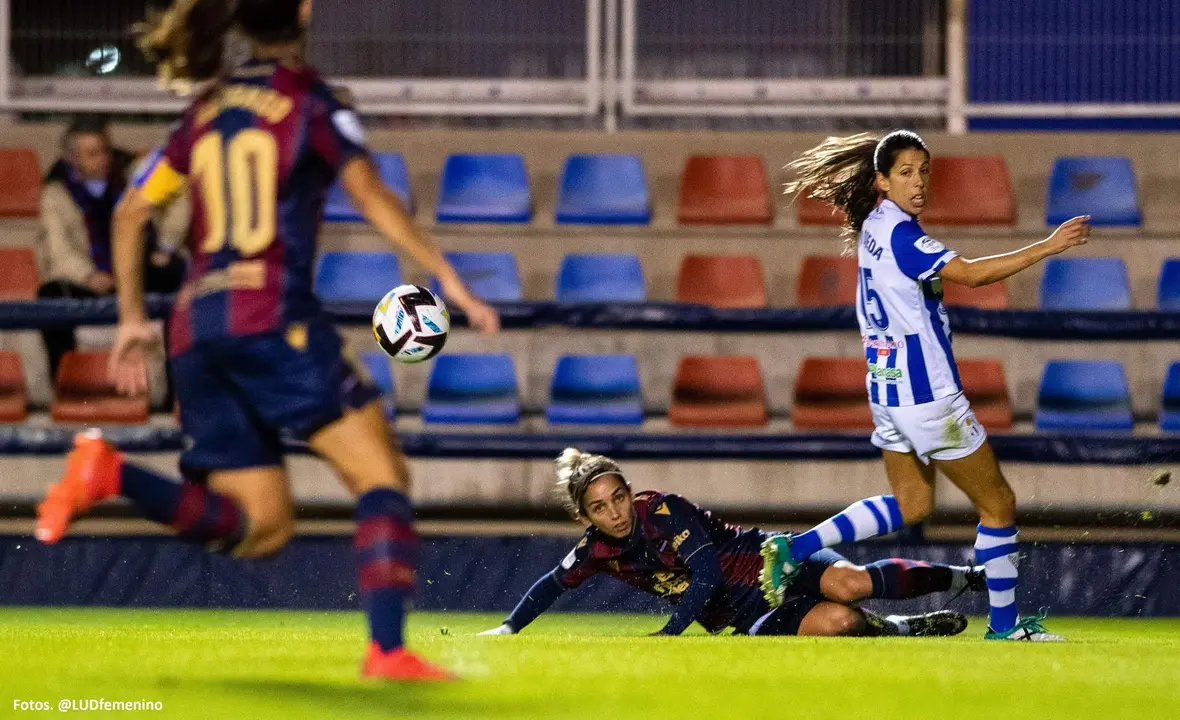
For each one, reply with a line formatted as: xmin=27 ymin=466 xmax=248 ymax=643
xmin=189 ymin=676 xmax=537 ymax=719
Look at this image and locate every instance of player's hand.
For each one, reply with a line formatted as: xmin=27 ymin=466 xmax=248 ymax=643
xmin=477 ymin=624 xmax=515 ymax=636
xmin=1044 ymin=215 xmax=1091 ymax=255
xmin=441 ymin=279 xmax=500 ymax=334
xmin=108 ymin=320 xmax=159 ymax=397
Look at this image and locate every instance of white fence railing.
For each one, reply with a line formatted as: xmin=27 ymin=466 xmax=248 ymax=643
xmin=2 ymin=0 xmax=1179 ymax=132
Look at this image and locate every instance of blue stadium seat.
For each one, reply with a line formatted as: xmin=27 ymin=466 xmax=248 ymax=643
xmin=436 ymin=154 xmax=532 ymax=223
xmin=555 ymin=154 xmax=651 ymax=225
xmin=324 ymin=153 xmax=413 ymax=222
xmin=315 ymin=251 xmax=401 ymax=303
xmin=360 ymin=352 xmax=395 ymax=396
xmin=1035 ymin=360 xmax=1133 ymax=432
xmin=1039 ymin=257 xmax=1131 ymax=310
xmin=1162 ymin=363 xmax=1180 ymax=432
xmin=1158 ymin=259 xmax=1180 ymax=311
xmin=360 ymin=352 xmax=396 ymax=416
xmin=431 ymin=252 xmax=522 ymax=302
xmin=546 ymin=355 xmax=644 ymax=425
xmin=1046 ymin=156 xmax=1141 ymax=227
xmin=555 ymin=254 xmax=646 ymax=302
xmin=423 ymin=354 xmax=520 ymax=424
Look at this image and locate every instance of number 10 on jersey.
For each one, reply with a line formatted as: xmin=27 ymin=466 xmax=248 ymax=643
xmin=192 ymin=129 xmax=278 ymax=257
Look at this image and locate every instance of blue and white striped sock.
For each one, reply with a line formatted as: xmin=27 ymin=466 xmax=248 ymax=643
xmin=790 ymin=495 xmax=904 ymax=563
xmin=974 ymin=524 xmax=1020 ymax=633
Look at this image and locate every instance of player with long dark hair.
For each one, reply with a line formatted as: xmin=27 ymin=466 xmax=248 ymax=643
xmin=757 ymin=131 xmax=1090 ymax=641
xmin=479 ymin=449 xmax=983 ymax=638
xmin=34 ymin=0 xmax=499 ymax=680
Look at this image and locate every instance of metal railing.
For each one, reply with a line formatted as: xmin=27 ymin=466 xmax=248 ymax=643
xmin=1 ymin=0 xmax=1178 ymax=131
xmin=0 ymin=0 xmax=601 ymax=116
xmin=619 ymin=0 xmax=948 ymax=119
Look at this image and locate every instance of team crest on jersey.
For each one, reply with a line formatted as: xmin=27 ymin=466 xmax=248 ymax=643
xmin=914 ymin=236 xmax=946 ymax=254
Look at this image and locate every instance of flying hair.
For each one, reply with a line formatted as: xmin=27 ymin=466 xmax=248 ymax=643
xmin=554 ymin=448 xmax=628 ymax=521
xmin=783 ymin=130 xmax=930 ymax=252
xmin=133 ymin=0 xmax=304 ymax=93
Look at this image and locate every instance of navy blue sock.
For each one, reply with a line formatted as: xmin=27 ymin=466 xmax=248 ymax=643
xmin=866 ymin=559 xmax=953 ymax=599
xmin=120 ymin=462 xmax=244 ymax=551
xmin=355 ymin=488 xmax=418 ymax=652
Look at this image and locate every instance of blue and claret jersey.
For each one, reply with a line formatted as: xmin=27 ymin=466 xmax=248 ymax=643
xmin=135 ymin=59 xmax=368 ymax=356
xmin=554 ymin=490 xmax=769 ymax=633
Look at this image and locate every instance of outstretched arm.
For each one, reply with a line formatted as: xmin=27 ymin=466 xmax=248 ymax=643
xmin=654 ymin=543 xmax=724 ymax=636
xmin=480 ymin=572 xmax=569 ymax=635
xmin=938 ymin=215 xmax=1091 ymax=288
xmin=339 ymin=157 xmax=499 ymax=334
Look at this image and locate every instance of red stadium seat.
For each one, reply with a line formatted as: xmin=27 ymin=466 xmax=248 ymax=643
xmin=0 ymin=148 xmax=42 ymax=217
xmin=0 ymin=351 xmax=28 ymax=423
xmin=941 ymin=279 xmax=1009 ymax=309
xmin=959 ymin=359 xmax=1013 ymax=430
xmin=795 ymin=195 xmax=845 ymax=227
xmin=669 ymin=356 xmax=768 ymax=427
xmin=676 ymin=255 xmax=767 ymax=308
xmin=0 ymin=247 xmax=40 ymax=300
xmin=797 ymin=255 xmax=858 ymax=307
xmin=795 ymin=156 xmax=1014 ymax=227
xmin=922 ymin=156 xmax=1015 ymax=226
xmin=51 ymin=350 xmax=149 ymax=424
xmin=677 ymin=155 xmax=773 ymax=225
xmin=792 ymin=357 xmax=872 ymax=430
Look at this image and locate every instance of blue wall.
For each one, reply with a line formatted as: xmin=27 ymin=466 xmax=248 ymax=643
xmin=2 ymin=535 xmax=1178 ymax=619
xmin=970 ymin=0 xmax=1180 ymax=104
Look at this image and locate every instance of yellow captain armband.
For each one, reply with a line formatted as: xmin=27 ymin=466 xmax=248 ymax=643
xmin=138 ymin=158 xmax=187 ymax=207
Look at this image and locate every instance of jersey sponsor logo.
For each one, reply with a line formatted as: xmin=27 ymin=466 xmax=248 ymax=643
xmin=868 ymin=363 xmax=905 ymax=382
xmin=863 ymin=337 xmax=906 ymax=350
xmin=560 ymin=548 xmax=578 ymax=569
xmin=651 ymin=571 xmax=690 ymax=598
xmin=914 ymin=235 xmax=946 ymax=254
xmin=332 ymin=109 xmax=366 ymax=146
xmin=860 ymin=232 xmax=884 ymax=261
xmin=670 ymin=529 xmax=691 ymax=552
xmin=654 ymin=502 xmax=671 ymax=516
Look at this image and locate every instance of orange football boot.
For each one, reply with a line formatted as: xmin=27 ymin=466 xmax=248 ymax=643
xmin=35 ymin=430 xmax=123 ymax=544
xmin=361 ymin=644 xmax=456 ymax=682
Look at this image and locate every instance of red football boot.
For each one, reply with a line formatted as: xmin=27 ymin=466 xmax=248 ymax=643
xmin=361 ymin=644 xmax=456 ymax=682
xmin=35 ymin=430 xmax=123 ymax=544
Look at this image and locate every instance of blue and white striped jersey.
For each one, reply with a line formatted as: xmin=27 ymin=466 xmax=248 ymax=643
xmin=855 ymin=199 xmax=962 ymax=407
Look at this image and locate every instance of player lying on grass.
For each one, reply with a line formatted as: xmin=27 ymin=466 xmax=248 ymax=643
xmin=480 ymin=449 xmax=984 ymax=638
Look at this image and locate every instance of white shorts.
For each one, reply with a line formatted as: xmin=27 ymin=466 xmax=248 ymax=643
xmin=869 ymin=391 xmax=987 ymax=464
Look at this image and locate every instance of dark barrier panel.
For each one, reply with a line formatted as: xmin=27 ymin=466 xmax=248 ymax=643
xmin=1 ymin=426 xmax=1178 ymax=465
xmin=1 ymin=535 xmax=1177 ymax=618
xmin=6 ymin=298 xmax=1180 ymax=340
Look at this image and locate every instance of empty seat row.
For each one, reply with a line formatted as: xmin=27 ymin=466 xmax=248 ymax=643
xmin=1 ymin=347 xmax=1171 ymax=432
xmin=0 ymin=147 xmax=1148 ymax=227
xmin=395 ymin=354 xmax=1154 ymax=432
xmin=314 ymin=250 xmax=1180 ymax=311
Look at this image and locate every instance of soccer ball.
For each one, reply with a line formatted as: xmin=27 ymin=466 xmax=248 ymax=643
xmin=372 ymin=284 xmax=450 ymax=363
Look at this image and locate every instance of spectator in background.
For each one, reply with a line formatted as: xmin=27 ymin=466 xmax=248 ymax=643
xmin=37 ymin=115 xmax=187 ymax=379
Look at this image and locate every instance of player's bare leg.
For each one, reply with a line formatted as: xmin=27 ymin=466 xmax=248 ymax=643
xmin=206 ymin=467 xmax=293 ymax=558
xmin=936 ymin=442 xmax=1063 ymax=641
xmin=881 ymin=449 xmax=937 ymax=525
xmin=311 ymin=400 xmax=454 ymax=681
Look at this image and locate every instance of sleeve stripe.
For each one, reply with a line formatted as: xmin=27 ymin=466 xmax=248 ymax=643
xmin=917 ymin=250 xmax=958 ymax=281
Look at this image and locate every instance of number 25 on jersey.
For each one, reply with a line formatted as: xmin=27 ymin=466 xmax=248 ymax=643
xmin=192 ymin=129 xmax=278 ymax=257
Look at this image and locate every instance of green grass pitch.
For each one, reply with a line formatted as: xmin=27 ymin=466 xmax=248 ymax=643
xmin=2 ymin=609 xmax=1178 ymax=720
